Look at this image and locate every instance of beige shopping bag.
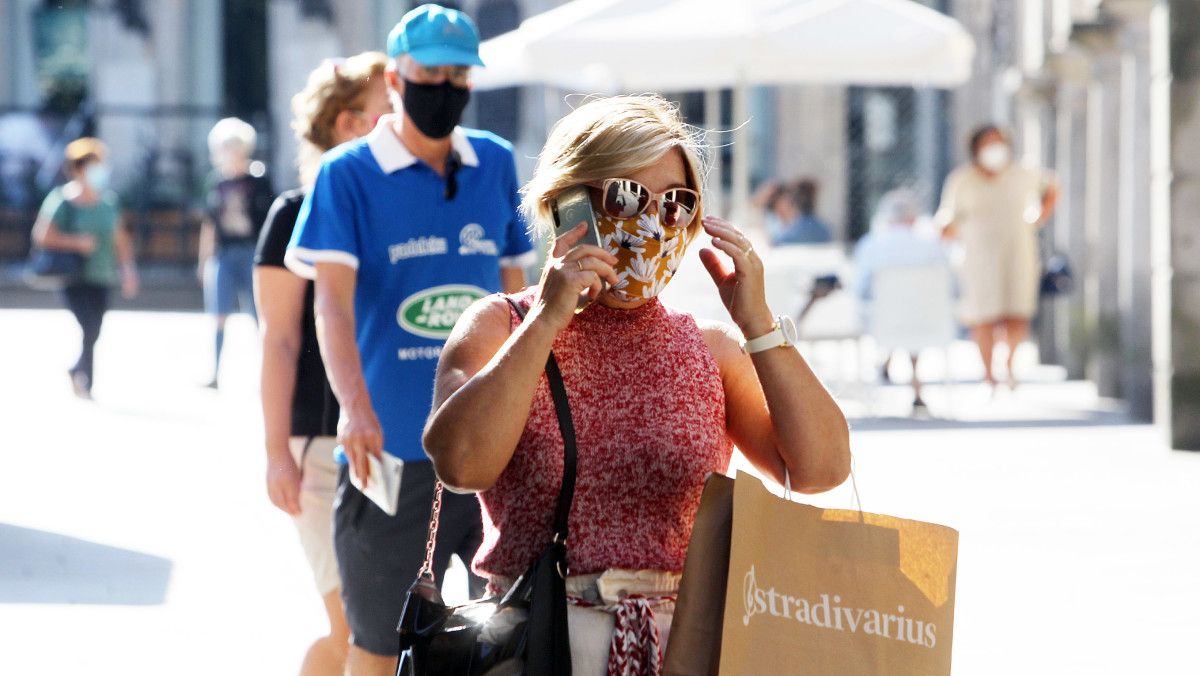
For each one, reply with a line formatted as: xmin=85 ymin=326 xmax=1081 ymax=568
xmin=665 ymin=471 xmax=958 ymax=676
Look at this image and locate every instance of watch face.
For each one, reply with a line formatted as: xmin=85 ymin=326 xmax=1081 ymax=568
xmin=780 ymin=315 xmax=799 ymax=344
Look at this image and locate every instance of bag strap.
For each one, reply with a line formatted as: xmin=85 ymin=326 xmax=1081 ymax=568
xmin=57 ymin=190 xmax=76 ymax=234
xmin=34 ymin=191 xmax=74 ymax=243
xmin=416 ymin=295 xmax=579 ymax=580
xmin=514 ymin=299 xmax=578 ymax=544
xmin=503 ymin=296 xmax=577 ymax=542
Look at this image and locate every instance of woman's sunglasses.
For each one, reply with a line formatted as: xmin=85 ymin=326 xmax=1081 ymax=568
xmin=588 ymin=178 xmax=701 ymax=229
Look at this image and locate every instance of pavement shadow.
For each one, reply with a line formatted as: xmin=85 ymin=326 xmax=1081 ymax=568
xmin=0 ymin=523 xmax=172 ymax=605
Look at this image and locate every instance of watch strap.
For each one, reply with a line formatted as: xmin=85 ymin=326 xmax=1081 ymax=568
xmin=742 ymin=315 xmax=795 ymax=354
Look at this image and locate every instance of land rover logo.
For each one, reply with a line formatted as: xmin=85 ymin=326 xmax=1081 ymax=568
xmin=397 ymin=284 xmax=488 ymax=339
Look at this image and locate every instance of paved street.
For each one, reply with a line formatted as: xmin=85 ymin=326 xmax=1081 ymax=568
xmin=1 ymin=308 xmax=1198 ymax=675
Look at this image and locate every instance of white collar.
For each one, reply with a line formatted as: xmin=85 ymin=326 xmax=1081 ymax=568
xmin=366 ymin=113 xmax=479 ymax=174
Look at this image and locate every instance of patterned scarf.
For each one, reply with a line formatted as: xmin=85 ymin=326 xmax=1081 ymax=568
xmin=568 ymin=593 xmax=676 ymax=676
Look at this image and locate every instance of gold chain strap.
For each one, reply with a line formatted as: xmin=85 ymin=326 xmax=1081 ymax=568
xmin=418 ymin=481 xmax=444 ymax=579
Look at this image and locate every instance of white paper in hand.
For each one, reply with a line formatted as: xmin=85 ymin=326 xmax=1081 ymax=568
xmin=348 ymin=450 xmax=404 ymax=516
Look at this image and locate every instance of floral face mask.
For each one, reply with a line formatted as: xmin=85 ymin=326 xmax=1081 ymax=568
xmin=597 ymin=212 xmax=691 ymax=302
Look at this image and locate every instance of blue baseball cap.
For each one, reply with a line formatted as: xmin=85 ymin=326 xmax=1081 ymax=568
xmin=386 ymin=4 xmax=485 ymax=67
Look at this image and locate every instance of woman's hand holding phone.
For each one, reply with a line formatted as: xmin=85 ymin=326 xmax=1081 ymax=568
xmin=533 ymin=223 xmax=619 ymax=334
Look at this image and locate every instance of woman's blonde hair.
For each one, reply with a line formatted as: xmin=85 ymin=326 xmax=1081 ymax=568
xmin=64 ymin=137 xmax=107 ymax=172
xmin=522 ymin=94 xmax=709 ymax=240
xmin=291 ymin=51 xmax=388 ymax=186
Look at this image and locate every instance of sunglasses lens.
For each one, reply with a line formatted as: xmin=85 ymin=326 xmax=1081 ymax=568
xmin=604 ymin=180 xmax=649 ymax=219
xmin=661 ymin=190 xmax=698 ymax=228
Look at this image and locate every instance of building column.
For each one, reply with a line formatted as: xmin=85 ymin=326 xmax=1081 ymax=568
xmin=90 ymin=4 xmax=155 ymax=192
xmin=7 ymin=0 xmax=42 ymax=107
xmin=187 ymin=0 xmax=223 ymax=165
xmin=1158 ymin=0 xmax=1200 ymax=449
xmin=771 ymin=85 xmax=848 ymax=238
xmin=267 ymin=0 xmax=341 ymax=189
xmin=0 ymin=1 xmax=12 ymax=103
xmin=912 ymin=87 xmax=943 ymax=212
xmin=1107 ymin=0 xmax=1156 ymax=420
xmin=1047 ymin=53 xmax=1090 ymax=379
xmin=1083 ymin=47 xmax=1124 ymax=397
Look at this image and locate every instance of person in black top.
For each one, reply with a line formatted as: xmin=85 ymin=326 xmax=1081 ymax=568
xmin=200 ymin=116 xmax=275 ymax=388
xmin=253 ymin=51 xmax=390 ymax=676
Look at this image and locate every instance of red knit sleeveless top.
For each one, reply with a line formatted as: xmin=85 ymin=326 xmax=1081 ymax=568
xmin=473 ymin=290 xmax=734 ymax=578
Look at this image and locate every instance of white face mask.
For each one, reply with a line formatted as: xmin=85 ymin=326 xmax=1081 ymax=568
xmin=977 ymin=143 xmax=1010 ymax=172
xmin=84 ymin=163 xmax=111 ymax=191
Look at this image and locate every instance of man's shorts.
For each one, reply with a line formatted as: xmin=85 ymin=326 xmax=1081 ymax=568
xmin=288 ymin=436 xmax=341 ymax=596
xmin=334 ymin=459 xmax=486 ymax=656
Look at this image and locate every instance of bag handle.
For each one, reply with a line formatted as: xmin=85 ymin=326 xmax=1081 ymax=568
xmin=416 ymin=295 xmax=579 ymax=580
xmin=783 ymin=455 xmax=865 ymax=523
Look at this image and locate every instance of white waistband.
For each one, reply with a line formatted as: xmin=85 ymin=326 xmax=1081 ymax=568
xmin=489 ymin=568 xmax=681 ymax=606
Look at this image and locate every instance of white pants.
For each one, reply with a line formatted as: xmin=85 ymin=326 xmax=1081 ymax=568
xmin=492 ymin=569 xmax=680 ymax=676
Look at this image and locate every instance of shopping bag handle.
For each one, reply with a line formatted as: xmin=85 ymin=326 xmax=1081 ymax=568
xmin=783 ymin=454 xmax=865 ymax=523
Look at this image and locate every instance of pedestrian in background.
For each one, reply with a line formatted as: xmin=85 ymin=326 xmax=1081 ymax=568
xmin=285 ymin=6 xmax=534 ymax=674
xmin=253 ymin=51 xmax=390 ymax=676
xmin=936 ymin=125 xmax=1059 ymax=390
xmin=199 ymin=117 xmax=274 ymax=389
xmin=753 ymin=178 xmax=834 ymax=246
xmin=31 ymin=138 xmax=139 ymax=399
xmin=424 ymin=94 xmax=851 ymax=674
xmin=854 ymin=189 xmax=950 ymax=411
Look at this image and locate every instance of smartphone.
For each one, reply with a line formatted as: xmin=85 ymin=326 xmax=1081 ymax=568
xmin=551 ymin=185 xmax=602 ymax=247
xmin=550 ymin=186 xmax=605 ymax=309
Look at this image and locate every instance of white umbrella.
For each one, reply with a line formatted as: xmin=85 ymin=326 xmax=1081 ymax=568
xmin=473 ymin=0 xmax=975 ymax=217
xmin=474 ymin=0 xmax=634 ymax=91
xmin=475 ymin=0 xmax=973 ymax=91
xmin=751 ymin=0 xmax=974 ymax=87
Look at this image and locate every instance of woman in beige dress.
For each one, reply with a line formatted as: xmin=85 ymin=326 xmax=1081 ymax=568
xmin=936 ymin=125 xmax=1058 ymax=389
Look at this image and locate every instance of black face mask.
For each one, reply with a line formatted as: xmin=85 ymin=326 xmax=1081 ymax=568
xmin=401 ymin=79 xmax=470 ymax=139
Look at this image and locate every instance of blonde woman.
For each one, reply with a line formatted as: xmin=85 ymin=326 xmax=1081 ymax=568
xmin=424 ymin=95 xmax=851 ymax=674
xmin=252 ymin=51 xmax=390 ymax=676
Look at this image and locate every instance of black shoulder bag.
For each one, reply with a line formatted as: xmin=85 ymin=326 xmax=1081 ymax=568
xmin=397 ymin=298 xmax=575 ymax=676
xmin=24 ymin=198 xmax=84 ymax=290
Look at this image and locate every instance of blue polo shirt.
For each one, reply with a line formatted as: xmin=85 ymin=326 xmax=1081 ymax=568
xmin=286 ymin=115 xmax=535 ymax=462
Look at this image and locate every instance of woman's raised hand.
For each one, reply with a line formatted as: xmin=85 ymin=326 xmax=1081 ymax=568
xmin=533 ymin=222 xmax=619 ymax=333
xmin=698 ymin=215 xmax=775 ymax=339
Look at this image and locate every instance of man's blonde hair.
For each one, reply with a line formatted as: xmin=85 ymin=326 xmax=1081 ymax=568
xmin=291 ymin=51 xmax=389 ymax=186
xmin=522 ymin=95 xmax=708 ymax=240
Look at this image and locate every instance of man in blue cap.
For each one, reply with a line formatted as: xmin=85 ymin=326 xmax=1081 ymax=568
xmin=286 ymin=4 xmax=534 ymax=672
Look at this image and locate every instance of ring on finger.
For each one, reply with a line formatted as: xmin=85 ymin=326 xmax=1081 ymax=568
xmin=576 ymin=260 xmax=584 ymax=272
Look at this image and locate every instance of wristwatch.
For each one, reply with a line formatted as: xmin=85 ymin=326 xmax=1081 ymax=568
xmin=742 ymin=315 xmax=798 ymax=354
